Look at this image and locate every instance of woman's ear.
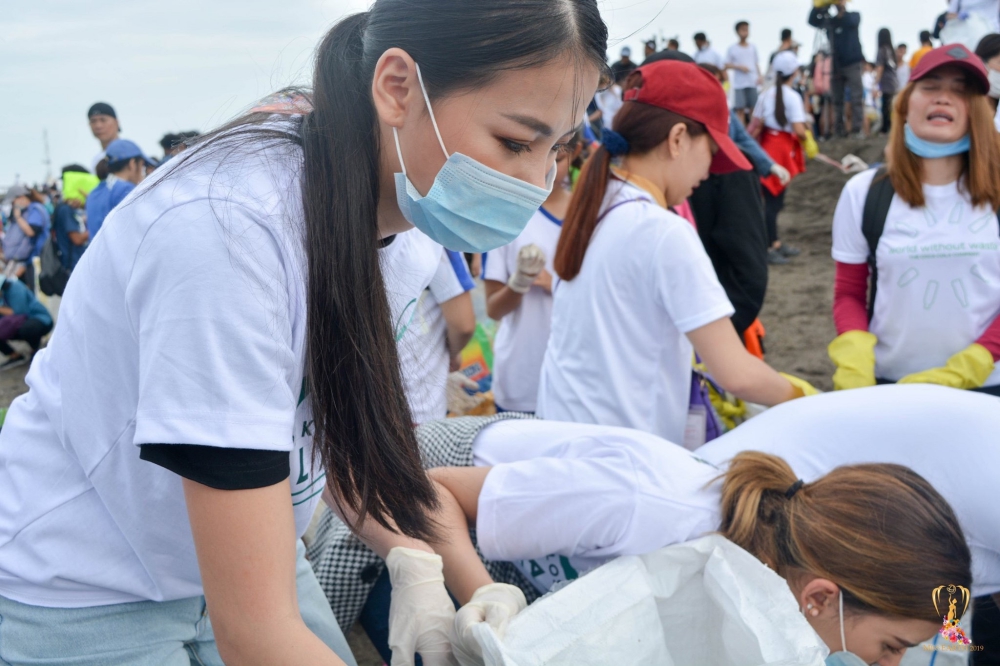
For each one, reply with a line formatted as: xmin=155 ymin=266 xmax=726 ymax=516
xmin=372 ymin=48 xmax=420 ymax=128
xmin=665 ymin=123 xmax=689 ymax=160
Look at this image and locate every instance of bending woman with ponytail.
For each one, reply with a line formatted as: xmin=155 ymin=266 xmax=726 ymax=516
xmin=0 ymin=1 xmax=605 ymax=664
xmin=537 ymin=58 xmax=814 ymax=446
xmin=400 ymin=382 xmax=984 ymax=664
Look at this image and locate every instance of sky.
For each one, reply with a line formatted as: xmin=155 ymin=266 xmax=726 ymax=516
xmin=2 ymin=0 xmax=941 ymax=185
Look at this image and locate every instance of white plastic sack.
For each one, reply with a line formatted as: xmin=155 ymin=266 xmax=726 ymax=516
xmin=473 ymin=535 xmax=827 ymax=666
xmin=940 ymin=14 xmax=992 ymax=52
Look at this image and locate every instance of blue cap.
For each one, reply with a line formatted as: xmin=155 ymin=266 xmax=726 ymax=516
xmin=105 ymin=139 xmax=154 ymax=166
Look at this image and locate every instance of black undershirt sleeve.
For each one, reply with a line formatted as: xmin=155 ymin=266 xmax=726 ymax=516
xmin=140 ymin=444 xmax=290 ymax=491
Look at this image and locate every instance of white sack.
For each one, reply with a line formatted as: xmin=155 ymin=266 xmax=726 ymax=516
xmin=473 ymin=535 xmax=828 ymax=666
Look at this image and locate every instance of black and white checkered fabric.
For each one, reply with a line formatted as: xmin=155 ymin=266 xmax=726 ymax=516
xmin=306 ymin=412 xmax=543 ymax=631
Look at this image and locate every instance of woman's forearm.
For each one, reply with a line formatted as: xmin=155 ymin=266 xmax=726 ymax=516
xmin=688 ymin=317 xmax=798 ymax=406
xmin=485 ymin=280 xmax=524 ymax=320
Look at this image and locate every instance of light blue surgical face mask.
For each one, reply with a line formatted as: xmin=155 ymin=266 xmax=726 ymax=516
xmin=824 ymin=591 xmax=871 ymax=666
xmin=904 ymin=123 xmax=971 ymax=159
xmin=393 ymin=64 xmax=556 ymax=254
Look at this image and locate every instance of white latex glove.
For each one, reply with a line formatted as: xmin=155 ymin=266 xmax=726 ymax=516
xmin=451 ymin=583 xmax=528 ymax=666
xmin=507 ymin=244 xmax=546 ymax=294
xmin=386 ymin=547 xmax=459 ymax=666
xmin=769 ymin=163 xmax=791 ymax=186
xmin=447 ymin=372 xmax=481 ymax=416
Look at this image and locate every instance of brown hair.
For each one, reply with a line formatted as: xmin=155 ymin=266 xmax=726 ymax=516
xmin=554 ymin=100 xmax=705 ymax=281
xmin=718 ymin=452 xmax=971 ymax=622
xmin=887 ymin=79 xmax=1000 ymax=209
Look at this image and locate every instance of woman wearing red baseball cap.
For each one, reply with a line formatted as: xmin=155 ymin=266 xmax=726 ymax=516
xmin=538 ymin=59 xmax=816 ymax=448
xmin=829 ymin=43 xmax=1000 ymax=398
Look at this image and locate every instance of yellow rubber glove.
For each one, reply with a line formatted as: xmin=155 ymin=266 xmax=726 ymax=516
xmin=897 ymin=344 xmax=995 ymax=389
xmin=802 ymin=130 xmax=819 ymax=160
xmin=828 ymin=331 xmax=878 ymax=391
xmin=781 ymin=373 xmax=820 ymax=398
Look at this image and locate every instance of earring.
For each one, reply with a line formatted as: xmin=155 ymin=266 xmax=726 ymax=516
xmin=807 ymin=604 xmax=814 ymax=609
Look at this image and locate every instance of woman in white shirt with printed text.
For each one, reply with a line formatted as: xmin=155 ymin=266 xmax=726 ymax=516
xmin=829 ymin=44 xmax=1000 ymax=396
xmin=0 ymin=1 xmax=606 ymax=664
xmin=537 ymin=59 xmax=815 ymax=447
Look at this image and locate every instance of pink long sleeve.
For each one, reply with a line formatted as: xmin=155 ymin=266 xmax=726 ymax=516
xmin=833 ymin=261 xmax=870 ymax=334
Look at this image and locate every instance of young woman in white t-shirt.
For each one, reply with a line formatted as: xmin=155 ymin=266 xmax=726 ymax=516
xmin=751 ymin=50 xmax=810 ymax=264
xmin=829 ymin=44 xmax=1000 ymax=397
xmin=483 ymin=132 xmax=583 ymax=414
xmin=413 ymin=384 xmax=984 ymax=665
xmin=0 ymin=2 xmax=607 ymax=664
xmin=537 ymin=59 xmax=815 ymax=447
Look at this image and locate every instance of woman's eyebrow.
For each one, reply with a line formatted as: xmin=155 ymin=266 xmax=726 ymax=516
xmin=502 ymin=113 xmax=554 ymax=137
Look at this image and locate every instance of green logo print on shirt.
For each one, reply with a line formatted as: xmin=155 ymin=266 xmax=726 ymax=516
xmin=292 ymin=378 xmax=325 ymax=506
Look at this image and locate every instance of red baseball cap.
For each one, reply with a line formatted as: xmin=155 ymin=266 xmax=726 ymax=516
xmin=910 ymin=43 xmax=989 ymax=95
xmin=623 ymin=60 xmax=752 ymax=174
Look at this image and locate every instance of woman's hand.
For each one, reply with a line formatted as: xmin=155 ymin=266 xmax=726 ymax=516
xmin=385 ymin=547 xmax=459 ymax=666
xmin=452 ymin=583 xmax=527 ymax=666
xmin=183 ymin=478 xmax=348 ymax=665
xmin=0 ymin=307 xmax=14 ymax=316
xmin=533 ymin=267 xmax=553 ymax=294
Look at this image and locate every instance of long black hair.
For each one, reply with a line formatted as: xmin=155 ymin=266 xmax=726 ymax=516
xmin=774 ymin=70 xmax=791 ymax=128
xmin=150 ymin=0 xmax=607 ymax=541
xmin=878 ymin=28 xmax=896 ymax=66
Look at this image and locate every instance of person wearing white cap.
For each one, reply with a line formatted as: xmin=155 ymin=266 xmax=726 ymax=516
xmin=751 ymin=50 xmax=809 ymax=264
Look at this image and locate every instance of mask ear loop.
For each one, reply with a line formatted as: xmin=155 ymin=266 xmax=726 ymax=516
xmin=415 ymin=63 xmax=450 ymax=160
xmin=392 ymin=127 xmax=407 ymax=177
xmin=839 ymin=589 xmax=848 ymax=654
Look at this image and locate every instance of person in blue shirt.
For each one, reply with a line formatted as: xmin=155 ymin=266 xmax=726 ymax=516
xmin=1 ymin=185 xmax=50 ymax=293
xmin=52 ymin=165 xmax=92 ymax=272
xmin=85 ymin=139 xmax=153 ymax=238
xmin=0 ymin=274 xmax=53 ymax=370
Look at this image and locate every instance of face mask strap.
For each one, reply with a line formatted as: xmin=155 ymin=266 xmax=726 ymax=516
xmin=415 ymin=63 xmax=450 ymax=160
xmin=392 ymin=127 xmax=407 ymax=177
xmin=839 ymin=589 xmax=848 ymax=654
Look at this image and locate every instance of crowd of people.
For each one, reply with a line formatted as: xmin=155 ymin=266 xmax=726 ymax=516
xmin=0 ymin=0 xmax=998 ymax=665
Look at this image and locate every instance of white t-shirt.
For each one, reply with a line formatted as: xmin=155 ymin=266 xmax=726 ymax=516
xmin=398 ymin=251 xmax=474 ymax=423
xmin=862 ymin=71 xmax=876 ymax=108
xmin=831 ymin=169 xmax=1000 ymax=384
xmin=726 ymin=43 xmax=760 ymax=90
xmin=699 ymin=385 xmax=1000 ymax=597
xmin=694 ymin=46 xmax=726 ymax=70
xmin=897 ymin=62 xmax=911 ymax=88
xmin=594 ymin=85 xmax=624 ymax=131
xmin=994 ymin=103 xmax=1000 ymax=133
xmin=484 ymin=208 xmax=562 ymax=412
xmin=948 ymin=0 xmax=1000 ymax=32
xmin=472 ymin=419 xmax=723 ymax=591
xmin=381 ymin=230 xmax=473 ymax=423
xmin=753 ymin=85 xmax=807 ymax=132
xmin=537 ymin=180 xmax=735 ymax=443
xmin=0 ymin=119 xmax=325 ymax=607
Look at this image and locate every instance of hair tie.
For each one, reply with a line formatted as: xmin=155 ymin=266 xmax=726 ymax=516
xmin=602 ymin=128 xmax=631 ymax=156
xmin=785 ymin=479 xmax=805 ymax=499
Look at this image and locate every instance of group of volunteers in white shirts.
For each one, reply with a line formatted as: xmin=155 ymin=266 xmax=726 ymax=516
xmin=1 ymin=0 xmax=999 ymax=657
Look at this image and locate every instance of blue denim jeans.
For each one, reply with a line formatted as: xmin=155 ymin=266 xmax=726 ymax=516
xmin=0 ymin=540 xmax=356 ymax=666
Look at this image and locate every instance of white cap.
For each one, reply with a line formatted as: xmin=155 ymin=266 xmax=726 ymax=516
xmin=621 ymin=45 xmax=632 ymax=57
xmin=773 ymin=51 xmax=800 ymax=78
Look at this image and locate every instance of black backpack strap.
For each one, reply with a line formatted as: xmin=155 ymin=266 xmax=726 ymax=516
xmin=861 ymin=166 xmax=894 ymax=322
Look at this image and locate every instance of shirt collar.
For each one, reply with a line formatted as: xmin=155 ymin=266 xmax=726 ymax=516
xmin=610 ymin=166 xmax=667 ymax=208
